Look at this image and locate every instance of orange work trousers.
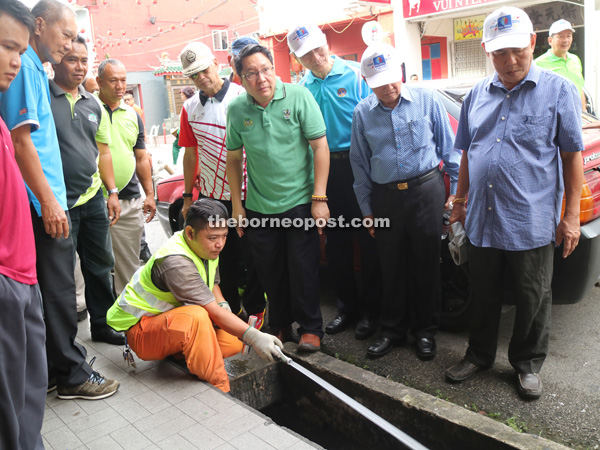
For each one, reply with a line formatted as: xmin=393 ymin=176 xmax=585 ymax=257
xmin=126 ymin=305 xmax=242 ymax=392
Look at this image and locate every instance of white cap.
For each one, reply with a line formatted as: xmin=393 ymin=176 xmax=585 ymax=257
xmin=549 ymin=19 xmax=575 ymax=36
xmin=482 ymin=7 xmax=534 ymax=53
xmin=360 ymin=43 xmax=403 ymax=89
xmin=287 ymin=25 xmax=327 ymax=57
xmin=179 ymin=42 xmax=214 ymax=77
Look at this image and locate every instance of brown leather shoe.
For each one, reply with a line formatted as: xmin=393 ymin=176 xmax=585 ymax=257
xmin=517 ymin=373 xmax=542 ymax=400
xmin=445 ymin=359 xmax=486 ymax=383
xmin=298 ymin=334 xmax=321 ymax=353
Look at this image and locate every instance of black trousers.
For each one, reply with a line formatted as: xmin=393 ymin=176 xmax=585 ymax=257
xmin=31 ymin=207 xmax=92 ymax=387
xmin=465 ymin=242 xmax=554 ymax=374
xmin=246 ymin=203 xmax=323 ymax=337
xmin=326 ymin=156 xmax=381 ymax=319
xmin=371 ymin=171 xmax=445 ymax=340
xmin=69 ymin=189 xmax=115 ymax=330
xmin=198 ymin=194 xmax=266 ymax=317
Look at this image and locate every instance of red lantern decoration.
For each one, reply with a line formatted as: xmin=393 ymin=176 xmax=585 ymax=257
xmin=121 ymin=30 xmax=126 ymax=36
xmin=128 ymin=39 xmax=132 ymax=44
xmin=181 ymin=22 xmax=185 ymax=27
xmin=152 ymin=0 xmax=157 ymax=4
xmin=102 ymin=0 xmax=108 ymax=4
xmin=137 ymin=0 xmax=142 ymax=4
xmin=107 ymin=29 xmax=112 ymax=36
xmin=158 ymin=27 xmax=163 ymax=32
xmin=138 ymin=39 xmax=143 ymax=44
xmin=170 ymin=24 xmax=175 ymax=30
xmin=147 ymin=37 xmax=152 ymax=42
xmin=80 ymin=28 xmax=85 ymax=33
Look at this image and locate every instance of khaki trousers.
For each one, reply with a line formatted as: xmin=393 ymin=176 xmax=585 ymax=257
xmin=110 ymin=197 xmax=144 ymax=295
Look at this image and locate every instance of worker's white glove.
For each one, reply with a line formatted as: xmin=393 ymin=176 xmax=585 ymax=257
xmin=242 ymin=327 xmax=283 ymax=363
xmin=218 ymin=301 xmax=231 ymax=312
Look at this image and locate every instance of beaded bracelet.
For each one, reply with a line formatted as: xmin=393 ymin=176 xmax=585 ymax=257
xmin=311 ymin=195 xmax=328 ymax=202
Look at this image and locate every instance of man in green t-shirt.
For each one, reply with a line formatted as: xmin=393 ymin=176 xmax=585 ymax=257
xmin=226 ymin=44 xmax=330 ymax=353
xmin=535 ymin=19 xmax=586 ymax=110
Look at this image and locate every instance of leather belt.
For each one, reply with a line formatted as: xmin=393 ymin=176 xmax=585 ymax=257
xmin=330 ymin=151 xmax=350 ymax=160
xmin=378 ymin=167 xmax=441 ymax=190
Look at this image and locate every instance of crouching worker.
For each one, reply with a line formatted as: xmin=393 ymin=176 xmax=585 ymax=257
xmin=106 ymin=198 xmax=282 ymax=392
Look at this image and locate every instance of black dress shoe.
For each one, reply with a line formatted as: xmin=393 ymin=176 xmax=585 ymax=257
xmin=445 ymin=358 xmax=486 ymax=383
xmin=415 ymin=337 xmax=437 ymax=361
xmin=91 ymin=327 xmax=126 ymax=345
xmin=355 ymin=317 xmax=377 ymax=340
xmin=77 ymin=309 xmax=88 ymax=323
xmin=516 ymin=373 xmax=542 ymax=400
xmin=325 ymin=314 xmax=351 ymax=335
xmin=367 ymin=336 xmax=402 ymax=358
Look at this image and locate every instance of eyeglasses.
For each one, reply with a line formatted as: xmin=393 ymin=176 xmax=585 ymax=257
xmin=241 ymin=66 xmax=274 ymax=81
xmin=189 ymin=67 xmax=210 ymax=80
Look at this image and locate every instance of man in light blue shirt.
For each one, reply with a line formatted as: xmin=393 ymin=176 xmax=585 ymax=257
xmin=445 ymin=7 xmax=584 ymax=400
xmin=350 ymin=43 xmax=459 ymax=360
xmin=0 ymin=0 xmax=118 ymax=401
xmin=288 ymin=24 xmax=381 ymax=340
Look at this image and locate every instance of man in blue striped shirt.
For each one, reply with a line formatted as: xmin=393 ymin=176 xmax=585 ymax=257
xmin=288 ymin=24 xmax=382 ymax=340
xmin=445 ymin=7 xmax=584 ymax=400
xmin=350 ymin=43 xmax=460 ymax=360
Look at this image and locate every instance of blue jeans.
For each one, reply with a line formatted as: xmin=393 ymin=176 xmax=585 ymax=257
xmin=70 ymin=189 xmax=116 ymax=330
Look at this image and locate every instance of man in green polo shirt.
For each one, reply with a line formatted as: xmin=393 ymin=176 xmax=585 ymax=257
xmin=50 ymin=35 xmax=125 ymax=345
xmin=226 ymin=44 xmax=330 ymax=352
xmin=535 ymin=19 xmax=586 ymax=110
xmin=97 ymin=59 xmax=156 ymax=296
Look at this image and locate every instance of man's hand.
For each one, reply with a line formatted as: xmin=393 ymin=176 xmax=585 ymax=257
xmin=243 ymin=327 xmax=284 ymax=363
xmin=107 ymin=193 xmax=121 ymax=226
xmin=40 ymin=198 xmax=70 ymax=239
xmin=143 ymin=196 xmax=156 ymax=222
xmin=311 ymin=201 xmax=329 ymax=235
xmin=181 ymin=197 xmax=193 ymax=222
xmin=232 ymin=204 xmax=247 ymax=237
xmin=556 ymin=214 xmax=580 ymax=258
xmin=364 ymin=214 xmax=375 ymax=238
xmin=445 ymin=194 xmax=456 ymax=210
xmin=449 ymin=203 xmax=466 ymax=226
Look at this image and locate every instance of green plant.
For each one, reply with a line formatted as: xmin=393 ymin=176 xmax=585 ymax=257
xmin=506 ymin=416 xmax=528 ymax=433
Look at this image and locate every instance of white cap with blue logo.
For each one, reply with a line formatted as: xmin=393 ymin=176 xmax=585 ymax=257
xmin=287 ymin=25 xmax=327 ymax=58
xmin=482 ymin=7 xmax=534 ymax=53
xmin=360 ymin=43 xmax=403 ymax=89
xmin=549 ymin=19 xmax=575 ymax=36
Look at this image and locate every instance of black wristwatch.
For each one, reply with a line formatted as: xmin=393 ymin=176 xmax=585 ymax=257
xmin=182 ymin=193 xmax=193 ymax=199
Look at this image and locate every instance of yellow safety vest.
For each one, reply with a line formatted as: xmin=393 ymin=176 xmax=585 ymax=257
xmin=106 ymin=231 xmax=218 ymax=331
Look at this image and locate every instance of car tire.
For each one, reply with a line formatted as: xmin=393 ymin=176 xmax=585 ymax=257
xmin=169 ymin=198 xmax=184 ymax=234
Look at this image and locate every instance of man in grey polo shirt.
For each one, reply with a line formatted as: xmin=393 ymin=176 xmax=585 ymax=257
xmin=50 ymin=35 xmax=124 ymax=345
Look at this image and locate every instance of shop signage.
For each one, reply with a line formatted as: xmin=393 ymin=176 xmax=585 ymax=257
xmin=524 ymin=1 xmax=584 ymax=30
xmin=454 ymin=15 xmax=485 ymax=40
xmin=403 ymin=0 xmax=503 ymax=19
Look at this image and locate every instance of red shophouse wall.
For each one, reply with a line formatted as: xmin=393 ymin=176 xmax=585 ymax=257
xmin=87 ymin=0 xmax=258 ymax=72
